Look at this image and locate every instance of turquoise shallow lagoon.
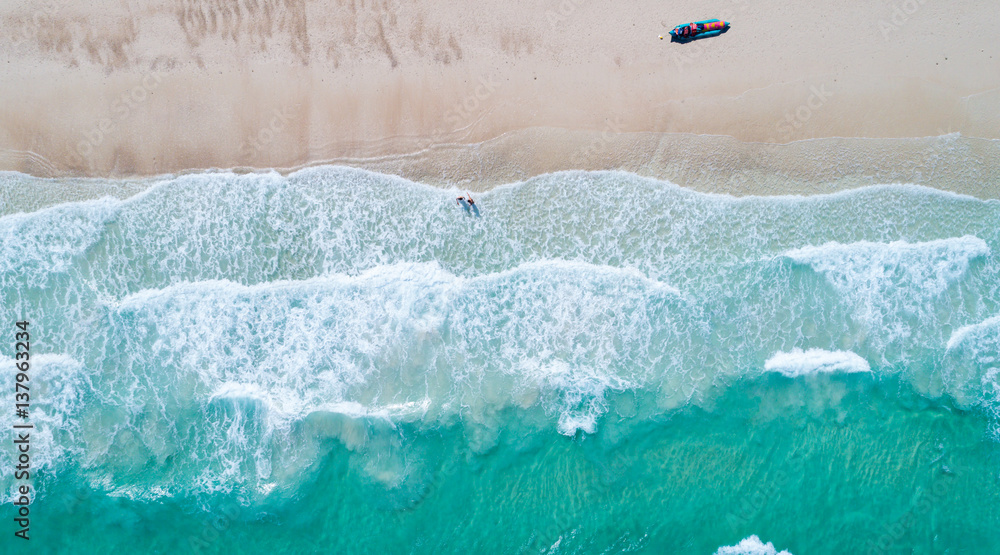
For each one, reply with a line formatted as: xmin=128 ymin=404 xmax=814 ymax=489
xmin=1 ymin=168 xmax=999 ymax=553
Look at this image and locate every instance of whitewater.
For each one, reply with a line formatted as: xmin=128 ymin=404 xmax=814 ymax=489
xmin=1 ymin=167 xmax=999 ymax=553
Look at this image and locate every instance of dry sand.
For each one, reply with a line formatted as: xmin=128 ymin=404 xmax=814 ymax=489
xmin=1 ymin=0 xmax=998 ymax=192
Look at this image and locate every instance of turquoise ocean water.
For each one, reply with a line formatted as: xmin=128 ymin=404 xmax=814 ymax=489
xmin=1 ymin=167 xmax=999 ymax=554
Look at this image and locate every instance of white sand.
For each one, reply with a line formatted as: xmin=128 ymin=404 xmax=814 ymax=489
xmin=1 ymin=0 xmax=998 ymax=189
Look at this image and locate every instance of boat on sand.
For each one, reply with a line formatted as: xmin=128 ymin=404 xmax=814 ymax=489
xmin=669 ymin=19 xmax=730 ymax=41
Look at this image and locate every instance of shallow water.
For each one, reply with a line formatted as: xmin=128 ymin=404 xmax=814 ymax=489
xmin=1 ymin=168 xmax=999 ymax=553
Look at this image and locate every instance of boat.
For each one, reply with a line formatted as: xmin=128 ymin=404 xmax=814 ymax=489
xmin=668 ymin=19 xmax=730 ymax=40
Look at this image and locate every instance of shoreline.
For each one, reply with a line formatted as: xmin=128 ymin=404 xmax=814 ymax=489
xmin=4 ymin=131 xmax=999 ymax=217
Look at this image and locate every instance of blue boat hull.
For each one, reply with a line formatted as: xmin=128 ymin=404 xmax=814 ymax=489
xmin=669 ymin=19 xmax=730 ymax=41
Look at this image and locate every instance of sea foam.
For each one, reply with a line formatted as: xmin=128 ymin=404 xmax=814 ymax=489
xmin=782 ymin=236 xmax=991 ymax=353
xmin=947 ymin=314 xmax=1000 ymax=351
xmin=2 ymin=169 xmax=999 ymax=501
xmin=764 ymin=348 xmax=871 ymax=378
xmin=714 ymin=535 xmax=793 ymax=555
xmin=0 ymin=354 xmax=90 ymax=502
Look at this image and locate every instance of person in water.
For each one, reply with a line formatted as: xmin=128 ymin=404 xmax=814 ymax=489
xmin=456 ymin=194 xmax=476 ymax=210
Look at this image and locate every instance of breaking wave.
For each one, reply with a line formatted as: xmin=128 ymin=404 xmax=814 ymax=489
xmin=1 ymin=167 xmax=998 ymax=502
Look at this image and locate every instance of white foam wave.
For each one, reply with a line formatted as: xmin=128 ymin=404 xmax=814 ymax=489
xmin=983 ymin=368 xmax=1000 ymax=439
xmin=940 ymin=314 xmax=1000 ymax=409
xmin=0 ymin=197 xmax=118 ymax=278
xmin=115 ymin=260 xmax=683 ymax=436
xmin=784 ymin=236 xmax=989 ymax=297
xmin=714 ymin=535 xmax=793 ymax=555
xmin=947 ymin=314 xmax=1000 ymax=351
xmin=56 ymin=258 xmax=702 ymax=497
xmin=764 ymin=348 xmax=871 ymax=378
xmin=0 ymin=354 xmax=91 ymax=501
xmin=490 ymin=169 xmax=994 ymax=203
xmin=117 ymin=259 xmax=677 ymax=306
xmin=2 ymin=168 xmax=998 ymax=501
xmin=783 ymin=236 xmax=990 ymax=351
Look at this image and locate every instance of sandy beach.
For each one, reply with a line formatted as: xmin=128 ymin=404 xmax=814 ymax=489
xmin=1 ymin=0 xmax=998 ymax=191
xmin=6 ymin=3 xmax=1000 ymax=553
